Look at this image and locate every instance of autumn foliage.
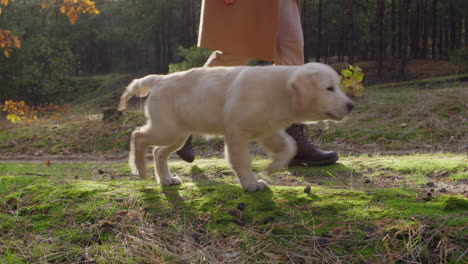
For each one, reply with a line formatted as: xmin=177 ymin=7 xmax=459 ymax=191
xmin=0 ymin=0 xmax=15 ymax=14
xmin=340 ymin=65 xmax=365 ymax=97
xmin=0 ymin=0 xmax=99 ymax=57
xmin=1 ymin=100 xmax=69 ymax=123
xmin=42 ymin=0 xmax=100 ymax=24
xmin=0 ymin=30 xmax=20 ymax=58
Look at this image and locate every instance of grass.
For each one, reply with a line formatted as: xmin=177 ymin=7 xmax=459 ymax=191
xmin=1 ymin=76 xmax=467 ymax=156
xmin=370 ymin=73 xmax=468 ymax=89
xmin=313 ymin=80 xmax=467 ymax=153
xmin=0 ymin=72 xmax=467 ymax=263
xmin=1 ymin=155 xmax=467 ymax=263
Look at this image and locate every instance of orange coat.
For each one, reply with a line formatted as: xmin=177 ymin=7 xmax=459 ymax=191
xmin=198 ymin=0 xmax=280 ymax=62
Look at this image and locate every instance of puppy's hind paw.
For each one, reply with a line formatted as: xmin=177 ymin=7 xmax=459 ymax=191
xmin=132 ymin=169 xmax=148 ymax=178
xmin=160 ymin=176 xmax=182 ymax=186
xmin=170 ymin=176 xmax=182 ymax=186
xmin=130 ymin=168 xmax=139 ymax=176
xmin=243 ymin=180 xmax=269 ymax=192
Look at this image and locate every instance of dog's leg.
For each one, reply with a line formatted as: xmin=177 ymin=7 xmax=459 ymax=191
xmin=260 ymin=131 xmax=297 ymax=175
xmin=152 ymin=138 xmax=186 ymax=186
xmin=225 ymin=134 xmax=268 ymax=192
xmin=129 ymin=127 xmax=153 ymax=178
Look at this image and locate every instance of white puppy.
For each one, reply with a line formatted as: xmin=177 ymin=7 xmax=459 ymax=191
xmin=118 ymin=63 xmax=354 ymax=192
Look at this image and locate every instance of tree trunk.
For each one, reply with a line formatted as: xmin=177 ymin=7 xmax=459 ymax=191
xmin=376 ymin=0 xmax=385 ymax=80
xmin=431 ymin=0 xmax=437 ymax=59
xmin=191 ymin=0 xmax=197 ymax=45
xmin=324 ymin=33 xmax=329 ymax=64
xmin=391 ymin=0 xmax=396 ymax=58
xmin=182 ymin=0 xmax=191 ymax=48
xmin=444 ymin=22 xmax=449 ymax=57
xmin=411 ymin=0 xmax=420 ymax=58
xmin=456 ymin=16 xmax=462 ymax=50
xmin=315 ymin=0 xmax=322 ymax=62
xmin=463 ymin=16 xmax=468 ymax=47
xmin=366 ymin=3 xmax=374 ymax=61
xmin=339 ymin=11 xmax=345 ymax=62
xmin=398 ymin=0 xmax=402 ymax=57
xmin=449 ymin=1 xmax=455 ymax=52
xmin=346 ymin=0 xmax=354 ymax=65
xmin=399 ymin=0 xmax=410 ymax=79
xmin=421 ymin=0 xmax=428 ymax=58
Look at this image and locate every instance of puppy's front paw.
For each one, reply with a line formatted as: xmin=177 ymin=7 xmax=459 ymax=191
xmin=131 ymin=168 xmax=149 ymax=178
xmin=160 ymin=176 xmax=182 ymax=186
xmin=131 ymin=168 xmax=139 ymax=176
xmin=243 ymin=180 xmax=268 ymax=192
xmin=169 ymin=176 xmax=182 ymax=185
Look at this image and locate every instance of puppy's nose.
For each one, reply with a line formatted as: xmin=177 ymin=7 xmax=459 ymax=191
xmin=346 ymin=102 xmax=354 ymax=112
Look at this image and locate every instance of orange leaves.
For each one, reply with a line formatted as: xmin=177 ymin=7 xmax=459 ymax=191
xmin=1 ymin=100 xmax=34 ymax=123
xmin=0 ymin=0 xmax=15 ymax=6
xmin=0 ymin=0 xmax=100 ymax=22
xmin=0 ymin=0 xmax=15 ymax=15
xmin=1 ymin=100 xmax=69 ymax=124
xmin=43 ymin=0 xmax=100 ymax=24
xmin=0 ymin=30 xmax=20 ymax=58
xmin=1 ymin=0 xmax=100 ymax=58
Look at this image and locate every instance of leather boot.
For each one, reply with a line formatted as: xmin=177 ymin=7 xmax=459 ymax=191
xmin=176 ymin=136 xmax=195 ymax=163
xmin=286 ymin=124 xmax=338 ymax=166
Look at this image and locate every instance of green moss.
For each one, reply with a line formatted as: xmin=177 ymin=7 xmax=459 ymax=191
xmin=449 ymin=171 xmax=468 ymax=181
xmin=439 ymin=196 xmax=468 ymax=211
xmin=1 ymin=157 xmax=467 ymax=263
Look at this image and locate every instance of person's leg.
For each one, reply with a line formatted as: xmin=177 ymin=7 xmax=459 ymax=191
xmin=276 ymin=0 xmax=338 ymax=166
xmin=175 ymin=51 xmax=249 ymax=163
xmin=274 ymin=0 xmax=304 ymax=65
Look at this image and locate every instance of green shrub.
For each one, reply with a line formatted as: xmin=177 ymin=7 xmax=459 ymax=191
xmin=340 ymin=65 xmax=365 ymax=97
xmin=0 ymin=36 xmax=76 ymax=104
xmin=168 ymin=45 xmax=212 ymax=73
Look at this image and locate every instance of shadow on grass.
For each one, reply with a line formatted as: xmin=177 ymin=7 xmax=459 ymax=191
xmin=288 ymin=162 xmax=358 ymax=186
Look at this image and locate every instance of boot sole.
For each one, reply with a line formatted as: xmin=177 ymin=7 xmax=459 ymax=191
xmin=289 ymin=156 xmax=339 ymax=167
xmin=176 ymin=151 xmax=195 ymax=163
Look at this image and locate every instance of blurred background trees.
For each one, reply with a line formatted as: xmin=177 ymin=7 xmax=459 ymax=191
xmin=0 ymin=0 xmax=467 ymax=104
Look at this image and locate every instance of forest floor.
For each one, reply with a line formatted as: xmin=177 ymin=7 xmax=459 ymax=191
xmin=1 ymin=62 xmax=467 ymax=263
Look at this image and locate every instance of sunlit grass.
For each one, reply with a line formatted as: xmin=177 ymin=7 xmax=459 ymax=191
xmin=1 ymin=154 xmax=467 ymax=263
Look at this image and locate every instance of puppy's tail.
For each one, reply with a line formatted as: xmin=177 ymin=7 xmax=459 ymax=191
xmin=118 ymin=75 xmax=160 ymax=111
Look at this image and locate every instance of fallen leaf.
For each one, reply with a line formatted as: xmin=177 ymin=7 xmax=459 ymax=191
xmin=298 ymin=203 xmax=314 ymax=210
xmin=116 ymin=211 xmax=128 ymax=216
xmin=99 ymin=221 xmax=115 ymax=228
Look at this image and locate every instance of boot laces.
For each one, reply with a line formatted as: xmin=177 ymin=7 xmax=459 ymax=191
xmin=299 ymin=125 xmax=317 ymax=148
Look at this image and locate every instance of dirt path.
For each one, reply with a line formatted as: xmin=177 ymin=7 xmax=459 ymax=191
xmin=1 ymin=148 xmax=464 ymax=163
xmin=0 ymin=154 xmax=129 ymax=163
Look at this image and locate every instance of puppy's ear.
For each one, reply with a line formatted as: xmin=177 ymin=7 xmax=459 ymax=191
xmin=288 ymin=69 xmax=317 ymax=110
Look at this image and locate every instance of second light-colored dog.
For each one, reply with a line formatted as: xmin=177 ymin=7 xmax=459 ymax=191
xmin=118 ymin=62 xmax=354 ymax=192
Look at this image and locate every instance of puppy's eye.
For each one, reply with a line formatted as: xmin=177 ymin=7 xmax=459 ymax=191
xmin=326 ymin=87 xmax=334 ymax=92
